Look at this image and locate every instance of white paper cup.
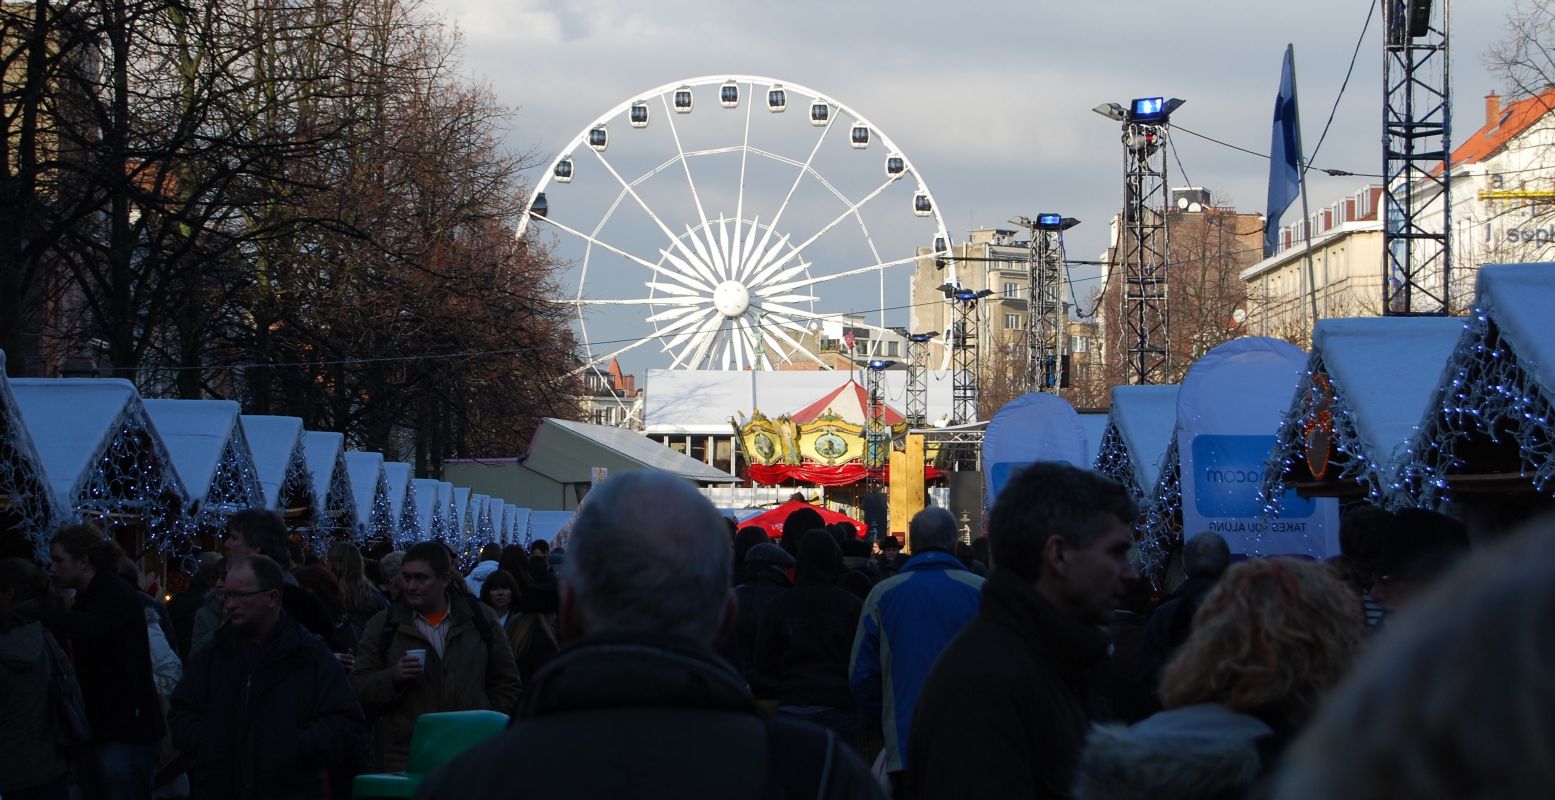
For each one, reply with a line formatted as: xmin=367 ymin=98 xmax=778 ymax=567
xmin=405 ymin=648 xmax=427 ymax=668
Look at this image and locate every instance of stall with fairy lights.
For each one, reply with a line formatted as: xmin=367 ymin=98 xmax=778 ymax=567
xmin=344 ymin=451 xmax=394 ymax=547
xmin=382 ymin=461 xmax=416 ymax=548
xmin=12 ymin=379 xmax=189 ymax=563
xmin=412 ymin=478 xmax=441 ymax=545
xmin=301 ymin=431 xmax=357 ymax=546
xmin=1078 ymin=412 xmax=1110 ymax=470
xmin=143 ymin=399 xmax=264 ymax=547
xmin=0 ymin=352 xmax=62 ymax=560
xmin=1095 ymin=385 xmax=1180 ymax=503
xmin=240 ymin=415 xmax=317 ymax=534
xmin=1395 ymin=264 xmax=1555 ymax=521
xmin=433 ymin=482 xmax=455 ymax=541
xmin=1261 ymin=317 xmax=1464 ymax=511
xmin=452 ymin=487 xmax=472 ymax=549
xmin=505 ymin=505 xmax=530 ymax=547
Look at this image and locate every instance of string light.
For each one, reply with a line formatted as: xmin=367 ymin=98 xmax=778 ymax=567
xmin=1 ymin=410 xmax=62 ymax=561
xmin=1136 ymin=438 xmax=1181 ymax=581
xmin=78 ymin=408 xmax=189 ymax=559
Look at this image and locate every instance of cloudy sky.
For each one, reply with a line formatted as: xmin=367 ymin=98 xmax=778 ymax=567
xmin=428 ymin=0 xmax=1518 ymax=373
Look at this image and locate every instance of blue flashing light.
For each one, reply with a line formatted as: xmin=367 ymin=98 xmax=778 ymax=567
xmin=1037 ymin=213 xmax=1063 ymax=227
xmin=868 ymin=359 xmax=888 ymax=370
xmin=955 ymin=290 xmax=980 ymax=301
xmin=1132 ymin=97 xmax=1164 ymax=118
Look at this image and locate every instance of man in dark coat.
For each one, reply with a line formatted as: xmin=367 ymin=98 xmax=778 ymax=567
xmin=415 ymin=470 xmax=881 ymax=800
xmin=720 ymin=542 xmax=793 ymax=682
xmin=169 ymin=556 xmax=365 ymax=799
xmin=40 ymin=525 xmax=166 ymax=800
xmin=754 ymin=530 xmax=863 ymax=748
xmin=167 ymin=552 xmax=222 ymax=658
xmin=906 ymin=463 xmax=1139 ymax=799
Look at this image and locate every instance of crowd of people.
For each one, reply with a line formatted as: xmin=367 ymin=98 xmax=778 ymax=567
xmin=0 ymin=462 xmax=1549 ymax=799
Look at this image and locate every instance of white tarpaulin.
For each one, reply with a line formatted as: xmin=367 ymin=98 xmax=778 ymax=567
xmin=1177 ymin=337 xmax=1338 ymax=558
xmin=982 ymin=392 xmax=1088 ymax=507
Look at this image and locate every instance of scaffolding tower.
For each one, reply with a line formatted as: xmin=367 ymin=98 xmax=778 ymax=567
xmin=904 ymin=332 xmax=937 ymax=427
xmin=1382 ymin=0 xmax=1452 ymax=315
xmin=1014 ymin=215 xmax=1079 ymax=392
xmin=1096 ymin=98 xmax=1180 ymax=384
xmin=946 ymin=288 xmax=990 ymax=424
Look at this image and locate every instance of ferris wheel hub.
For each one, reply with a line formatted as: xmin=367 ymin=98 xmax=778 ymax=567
xmin=712 ymin=280 xmax=751 ymax=318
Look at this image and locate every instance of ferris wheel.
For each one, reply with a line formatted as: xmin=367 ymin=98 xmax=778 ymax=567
xmin=519 ymin=75 xmax=954 ymax=373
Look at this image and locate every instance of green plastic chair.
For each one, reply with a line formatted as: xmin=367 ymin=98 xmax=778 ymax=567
xmin=353 ymin=710 xmax=510 ymax=798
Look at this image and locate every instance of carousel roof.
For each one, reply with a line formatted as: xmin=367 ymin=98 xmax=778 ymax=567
xmin=239 ymin=415 xmax=307 ymax=510
xmin=10 ymin=379 xmax=170 ymax=506
xmin=1309 ymin=317 xmax=1464 ymax=484
xmin=790 ymin=380 xmax=905 ymax=425
xmin=1109 ymin=385 xmax=1180 ymax=493
xmin=143 ymin=399 xmax=254 ymax=506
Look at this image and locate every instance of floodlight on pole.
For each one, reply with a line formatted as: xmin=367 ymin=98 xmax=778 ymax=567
xmin=904 ymin=331 xmax=938 ymax=427
xmin=1011 ymin=213 xmax=1079 ymax=393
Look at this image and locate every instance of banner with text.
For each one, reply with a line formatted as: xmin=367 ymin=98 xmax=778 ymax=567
xmin=1177 ymin=337 xmax=1338 ymax=558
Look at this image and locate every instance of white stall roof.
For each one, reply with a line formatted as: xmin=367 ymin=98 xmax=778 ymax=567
xmin=505 ymin=505 xmax=530 ymax=544
xmin=527 ymin=510 xmax=574 ymax=544
xmin=1077 ymin=413 xmax=1109 ymax=468
xmin=453 ymin=487 xmax=471 ymax=538
xmin=531 ymin=418 xmax=738 ymax=484
xmin=643 ymin=369 xmax=956 ymax=435
xmin=1311 ymin=317 xmax=1464 ymax=481
xmin=1109 ymin=385 xmax=1181 ymax=493
xmin=240 ymin=415 xmax=307 ymax=510
xmin=1476 ymin=263 xmax=1555 ymax=396
xmin=302 ymin=432 xmax=353 ymax=523
xmin=143 ymin=399 xmax=253 ymax=506
xmin=12 ymin=379 xmax=149 ymax=504
xmin=0 ymin=354 xmax=63 ymax=530
xmin=383 ymin=462 xmax=413 ymax=524
xmin=412 ymin=478 xmax=441 ymax=540
xmin=344 ymin=451 xmax=386 ymax=533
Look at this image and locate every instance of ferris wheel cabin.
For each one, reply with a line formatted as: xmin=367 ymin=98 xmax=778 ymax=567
xmin=767 ymin=85 xmax=787 ymax=112
xmin=850 ymin=124 xmax=870 ymax=149
xmin=885 ymin=153 xmax=905 ymax=179
xmin=810 ymin=100 xmax=830 ymax=126
xmin=530 ymin=192 xmax=548 ymax=218
xmin=674 ymin=87 xmax=693 ymax=113
xmin=553 ymin=157 xmax=573 ymax=183
xmin=588 ymin=125 xmax=607 ymax=151
xmin=720 ymin=80 xmax=739 ymax=108
xmin=913 ymin=191 xmax=932 ymax=217
xmin=629 ymin=101 xmax=649 ymax=128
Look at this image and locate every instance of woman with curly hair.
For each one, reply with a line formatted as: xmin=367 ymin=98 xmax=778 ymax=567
xmin=1074 ymin=557 xmax=1365 ymax=800
xmin=326 ymin=541 xmax=388 ymax=636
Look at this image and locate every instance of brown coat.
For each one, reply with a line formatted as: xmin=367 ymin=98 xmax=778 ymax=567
xmin=350 ymin=594 xmax=521 ymax=771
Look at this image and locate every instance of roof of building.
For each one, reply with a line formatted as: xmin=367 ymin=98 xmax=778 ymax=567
xmin=143 ymin=399 xmax=257 ymax=506
xmin=343 ymin=451 xmax=385 ymax=531
xmin=11 ymin=378 xmax=178 ymax=509
xmin=239 ymin=415 xmax=306 ymax=510
xmin=1449 ymin=88 xmax=1555 ymax=169
xmin=1078 ymin=412 xmax=1109 ymax=468
xmin=1108 ymin=384 xmax=1181 ymax=493
xmin=301 ymin=431 xmax=353 ymax=522
xmin=531 ymin=417 xmax=738 ymax=484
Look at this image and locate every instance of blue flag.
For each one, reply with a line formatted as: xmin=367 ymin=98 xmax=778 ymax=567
xmin=1265 ymin=45 xmax=1301 ymax=257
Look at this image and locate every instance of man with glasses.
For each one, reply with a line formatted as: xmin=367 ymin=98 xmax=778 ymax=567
xmin=222 ymin=509 xmax=335 ymax=640
xmin=351 ymin=541 xmax=519 ymax=771
xmin=169 ymin=555 xmax=365 ymax=799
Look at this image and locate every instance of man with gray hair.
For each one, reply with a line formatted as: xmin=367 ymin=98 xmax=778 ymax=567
xmin=416 ymin=470 xmax=880 ymax=800
xmin=850 ymin=506 xmax=985 ymax=785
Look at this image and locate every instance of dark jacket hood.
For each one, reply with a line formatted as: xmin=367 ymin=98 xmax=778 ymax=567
xmin=1075 ymin=703 xmax=1273 ymax=800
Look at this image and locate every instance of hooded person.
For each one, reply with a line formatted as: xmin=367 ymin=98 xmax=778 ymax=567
xmin=720 ymin=542 xmax=795 ymax=684
xmin=753 ymin=530 xmax=865 ymax=749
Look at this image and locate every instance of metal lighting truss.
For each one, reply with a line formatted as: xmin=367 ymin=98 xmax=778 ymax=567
xmin=1382 ymin=0 xmax=1452 ymax=315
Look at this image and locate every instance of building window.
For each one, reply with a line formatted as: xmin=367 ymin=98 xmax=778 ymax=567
xmin=885 ymin=341 xmax=899 ymax=357
xmin=1003 ymin=281 xmax=1020 ymax=299
xmin=1003 ymin=313 xmax=1021 ymax=330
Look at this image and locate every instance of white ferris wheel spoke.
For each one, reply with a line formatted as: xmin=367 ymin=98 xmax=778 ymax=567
xmin=757 ymin=251 xmax=926 ymax=296
xmin=659 ymin=244 xmax=721 ymax=291
xmin=760 ymin=302 xmax=902 ymax=338
xmin=676 ymin=313 xmax=727 ymax=369
xmin=569 ymin=307 xmax=711 ymax=375
xmin=758 ymin=317 xmax=830 ymax=368
xmin=734 ymin=84 xmax=754 ymax=267
xmin=535 ymin=214 xmax=711 ymax=293
xmin=747 ymin=177 xmax=896 ymax=287
xmin=647 ymin=305 xmax=704 ymax=323
xmin=740 ymin=114 xmax=833 ymax=282
xmin=587 ymin=145 xmax=711 ymax=280
xmin=572 ymin=296 xmax=704 ymax=306
xmin=735 ymin=317 xmax=759 ymax=370
xmin=645 ymin=281 xmax=702 ymax=296
xmin=660 ymin=94 xmax=713 ymax=240
xmin=739 ymin=215 xmax=763 ymax=273
xmin=659 ymin=308 xmax=718 ymax=354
